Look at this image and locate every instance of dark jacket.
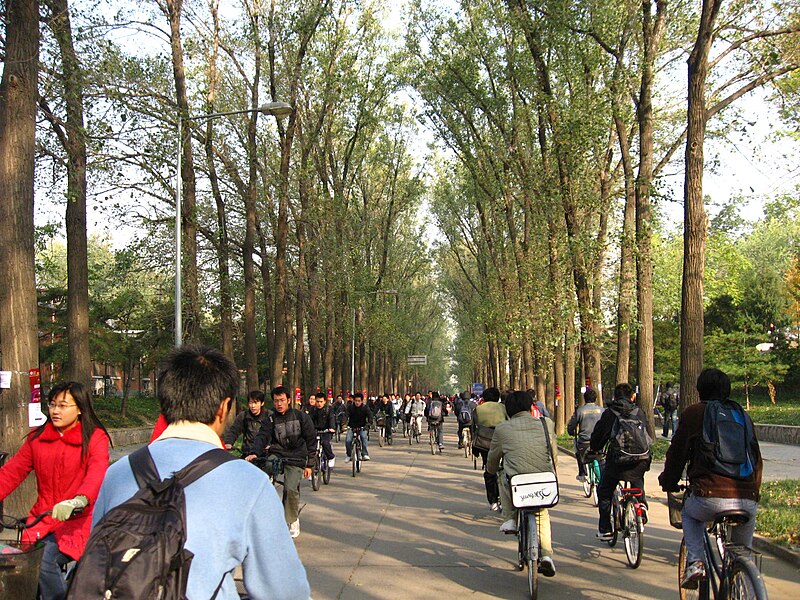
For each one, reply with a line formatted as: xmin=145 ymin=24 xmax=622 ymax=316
xmin=250 ymin=408 xmax=317 ymax=469
xmin=347 ymin=403 xmax=372 ymax=429
xmin=309 ymin=405 xmax=336 ymax=432
xmin=567 ymin=402 xmax=605 ymax=444
xmin=222 ymin=408 xmax=270 ymax=453
xmin=658 ymin=401 xmax=762 ymax=500
xmin=590 ymin=398 xmax=650 ymax=471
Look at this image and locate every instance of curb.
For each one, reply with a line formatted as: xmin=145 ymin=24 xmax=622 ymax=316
xmin=557 ymin=444 xmax=800 ymax=568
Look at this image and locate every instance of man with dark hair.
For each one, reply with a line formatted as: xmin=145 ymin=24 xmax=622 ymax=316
xmin=567 ymin=388 xmax=605 ymax=481
xmin=222 ymin=390 xmax=269 ymax=455
xmin=590 ymin=383 xmax=652 ymax=540
xmin=658 ymin=382 xmax=679 ymax=438
xmin=345 ymin=392 xmax=372 ymax=461
xmin=659 ymin=368 xmax=762 ymax=589
xmin=486 ymin=390 xmax=557 ymax=577
xmin=473 ymin=387 xmax=508 ymax=511
xmin=247 ymin=385 xmax=316 ymax=539
xmin=94 ymin=346 xmax=310 ymax=599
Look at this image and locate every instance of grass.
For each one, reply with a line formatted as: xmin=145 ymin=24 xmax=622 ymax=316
xmin=756 ymin=479 xmax=800 ymax=549
xmin=730 ymin=389 xmax=800 ymax=426
xmin=91 ymin=393 xmax=160 ymax=429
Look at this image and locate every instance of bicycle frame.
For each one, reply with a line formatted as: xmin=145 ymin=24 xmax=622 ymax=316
xmin=516 ymin=508 xmax=540 ymax=599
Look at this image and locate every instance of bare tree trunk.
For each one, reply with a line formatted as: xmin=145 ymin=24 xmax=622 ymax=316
xmin=164 ymin=0 xmax=200 ymax=343
xmin=0 ymin=0 xmax=41 ymax=515
xmin=43 ymin=0 xmax=91 ymax=388
xmin=564 ymin=334 xmax=577 ymax=417
xmin=554 ymin=345 xmax=565 ymax=434
xmin=258 ymin=226 xmax=274 ymax=389
xmin=681 ymin=0 xmax=721 ymax=409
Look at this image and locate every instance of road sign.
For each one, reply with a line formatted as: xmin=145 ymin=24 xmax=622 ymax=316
xmin=407 ymin=355 xmax=427 ymax=366
xmin=472 ymin=382 xmax=485 ymax=396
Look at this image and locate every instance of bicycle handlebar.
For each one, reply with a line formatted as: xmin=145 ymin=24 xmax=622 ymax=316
xmin=0 ymin=510 xmax=52 ymax=531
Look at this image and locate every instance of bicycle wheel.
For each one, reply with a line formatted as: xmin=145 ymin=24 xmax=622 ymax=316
xmin=526 ymin=512 xmax=539 ymax=600
xmin=726 ymin=555 xmax=768 ymax=600
xmin=430 ymin=431 xmax=435 ymax=455
xmin=409 ymin=425 xmax=413 ymax=445
xmin=378 ymin=427 xmax=384 ymax=447
xmin=311 ymin=462 xmax=321 ymax=491
xmin=678 ymin=538 xmax=708 ymax=600
xmin=516 ymin=513 xmax=525 ymax=571
xmin=463 ymin=430 xmax=471 ymax=458
xmin=323 ymin=460 xmax=331 ymax=485
xmin=608 ymin=499 xmax=619 ymax=547
xmin=623 ymin=501 xmax=643 ymax=568
xmin=582 ymin=476 xmax=592 ymax=498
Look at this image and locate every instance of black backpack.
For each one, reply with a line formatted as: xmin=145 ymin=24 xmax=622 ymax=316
xmin=67 ymin=447 xmax=235 ymax=600
xmin=457 ymin=404 xmax=472 ymax=425
xmin=609 ymin=407 xmax=652 ymax=465
xmin=697 ymin=399 xmax=756 ymax=480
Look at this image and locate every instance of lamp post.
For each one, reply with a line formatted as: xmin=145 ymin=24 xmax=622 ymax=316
xmin=350 ymin=289 xmax=397 ymax=395
xmin=174 ymin=102 xmax=292 ymax=346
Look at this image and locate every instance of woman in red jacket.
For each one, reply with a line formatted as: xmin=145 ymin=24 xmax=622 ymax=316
xmin=0 ymin=381 xmax=110 ymax=600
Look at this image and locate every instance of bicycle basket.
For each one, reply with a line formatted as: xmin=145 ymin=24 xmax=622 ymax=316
xmin=667 ymin=490 xmax=686 ymax=529
xmin=0 ymin=541 xmax=44 ymax=598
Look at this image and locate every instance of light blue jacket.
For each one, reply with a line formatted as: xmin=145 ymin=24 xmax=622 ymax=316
xmin=93 ymin=438 xmax=310 ymax=600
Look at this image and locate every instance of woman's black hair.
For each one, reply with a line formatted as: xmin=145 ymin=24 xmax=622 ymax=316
xmin=30 ymin=381 xmax=111 ymax=458
xmin=697 ymin=368 xmax=731 ymax=402
xmin=506 ymin=390 xmax=534 ymax=417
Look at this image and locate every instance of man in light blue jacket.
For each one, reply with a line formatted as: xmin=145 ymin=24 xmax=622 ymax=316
xmin=93 ymin=345 xmax=310 ymax=600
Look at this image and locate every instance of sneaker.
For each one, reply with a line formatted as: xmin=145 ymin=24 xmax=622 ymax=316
xmin=490 ymin=502 xmax=501 ymax=512
xmin=538 ymin=556 xmax=556 ymax=577
xmin=499 ymin=519 xmax=517 ymax=534
xmin=328 ymin=458 xmax=335 ymax=468
xmin=639 ymin=505 xmax=648 ymax=525
xmin=362 ymin=454 xmax=371 ymax=461
xmin=345 ymin=456 xmax=352 ymax=463
xmin=288 ymin=520 xmax=300 ymax=539
xmin=438 ymin=445 xmax=444 ymax=450
xmin=576 ymin=475 xmax=586 ymax=482
xmin=596 ymin=530 xmax=613 ymax=541
xmin=681 ymin=561 xmax=706 ymax=589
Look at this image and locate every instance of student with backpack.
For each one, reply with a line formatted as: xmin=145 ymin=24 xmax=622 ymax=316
xmin=590 ymin=383 xmax=652 ymax=540
xmin=454 ymin=391 xmax=473 ymax=448
xmin=80 ymin=346 xmax=310 ymax=600
xmin=0 ymin=382 xmax=110 ymax=600
xmin=659 ymin=368 xmax=762 ymax=589
xmin=425 ymin=392 xmax=446 ymax=450
xmin=658 ymin=382 xmax=680 ymax=438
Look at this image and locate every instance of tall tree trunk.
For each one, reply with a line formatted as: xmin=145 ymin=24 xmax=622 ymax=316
xmin=44 ymin=0 xmax=91 ymax=387
xmin=681 ymin=0 xmax=722 ymax=409
xmin=564 ymin=332 xmax=577 ymax=417
xmin=615 ymin=111 xmax=636 ymax=384
xmin=0 ymin=0 xmax=41 ymax=515
xmin=554 ymin=345 xmax=565 ymax=434
xmin=258 ymin=225 xmax=274 ymax=388
xmin=635 ymin=0 xmax=667 ymax=433
xmin=164 ymin=0 xmax=199 ymax=343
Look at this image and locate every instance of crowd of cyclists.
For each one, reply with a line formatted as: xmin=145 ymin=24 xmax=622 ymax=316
xmin=0 ymin=341 xmax=766 ymax=599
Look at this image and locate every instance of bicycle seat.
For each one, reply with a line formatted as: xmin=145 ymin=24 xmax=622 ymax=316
xmin=713 ymin=510 xmax=750 ymax=526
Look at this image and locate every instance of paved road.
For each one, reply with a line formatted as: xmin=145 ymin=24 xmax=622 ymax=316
xmin=287 ymin=421 xmax=798 ymax=599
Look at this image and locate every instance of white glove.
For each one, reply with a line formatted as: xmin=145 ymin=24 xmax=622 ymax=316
xmin=52 ymin=496 xmax=88 ymax=522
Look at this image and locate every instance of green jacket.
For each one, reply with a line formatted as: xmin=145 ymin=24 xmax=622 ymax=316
xmin=486 ymin=412 xmax=557 ymax=477
xmin=474 ymin=401 xmax=508 ymax=427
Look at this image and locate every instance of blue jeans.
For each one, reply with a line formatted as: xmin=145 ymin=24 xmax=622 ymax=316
xmin=346 ymin=428 xmax=368 ymax=457
xmin=682 ymin=495 xmax=757 ymax=564
xmin=40 ymin=533 xmax=71 ymax=600
xmin=662 ymin=409 xmax=678 ymax=437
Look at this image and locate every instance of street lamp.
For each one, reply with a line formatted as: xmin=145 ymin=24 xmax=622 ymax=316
xmin=350 ymin=289 xmax=398 ymax=395
xmin=174 ymin=102 xmax=292 ymax=346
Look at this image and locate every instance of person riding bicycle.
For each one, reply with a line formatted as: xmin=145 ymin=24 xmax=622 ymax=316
xmin=485 ymin=390 xmax=557 ymax=577
xmin=658 ymin=368 xmax=763 ymax=589
xmin=332 ymin=394 xmax=347 ymax=434
xmin=222 ymin=390 xmax=270 ymax=456
xmin=567 ymin=388 xmax=604 ymax=482
xmin=406 ymin=393 xmax=426 ymax=436
xmin=590 ymin=383 xmax=652 ymax=541
xmin=378 ymin=394 xmax=395 ymax=443
xmin=472 ymin=387 xmax=508 ymax=512
xmin=425 ymin=392 xmax=445 ymax=450
xmin=246 ymin=385 xmax=316 ymax=539
xmin=345 ymin=392 xmax=372 ymax=462
xmin=309 ymin=394 xmax=336 ymax=469
xmin=454 ymin=391 xmax=474 ymax=449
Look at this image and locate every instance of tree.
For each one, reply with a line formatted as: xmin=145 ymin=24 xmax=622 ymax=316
xmin=0 ymin=0 xmax=41 ymax=515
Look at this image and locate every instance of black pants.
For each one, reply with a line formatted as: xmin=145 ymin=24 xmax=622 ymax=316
xmin=475 ymin=448 xmax=499 ymax=504
xmin=597 ymin=460 xmax=649 ymax=533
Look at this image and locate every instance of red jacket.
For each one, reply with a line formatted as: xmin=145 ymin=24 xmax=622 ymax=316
xmin=0 ymin=422 xmax=109 ymax=559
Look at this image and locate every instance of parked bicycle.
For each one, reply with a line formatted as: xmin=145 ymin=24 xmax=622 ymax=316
xmin=311 ymin=435 xmax=332 ymax=491
xmin=677 ymin=494 xmax=768 ymax=600
xmin=604 ymin=481 xmax=646 ymax=569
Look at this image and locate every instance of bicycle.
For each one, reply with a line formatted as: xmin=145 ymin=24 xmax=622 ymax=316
xmin=677 ymin=501 xmax=768 ymax=599
xmin=429 ymin=421 xmax=443 ymax=455
xmin=604 ymin=481 xmax=646 ymax=569
xmin=580 ymin=448 xmax=602 ymax=507
xmin=350 ymin=427 xmax=365 ymax=477
xmin=408 ymin=416 xmax=421 ymax=445
xmin=0 ymin=510 xmax=71 ymax=598
xmin=311 ymin=434 xmax=332 ymax=491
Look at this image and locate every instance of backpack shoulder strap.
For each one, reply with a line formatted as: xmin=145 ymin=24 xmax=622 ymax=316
xmin=174 ymin=448 xmax=237 ymax=487
xmin=129 ymin=445 xmax=160 ymax=489
xmin=539 ymin=417 xmax=556 ymax=471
